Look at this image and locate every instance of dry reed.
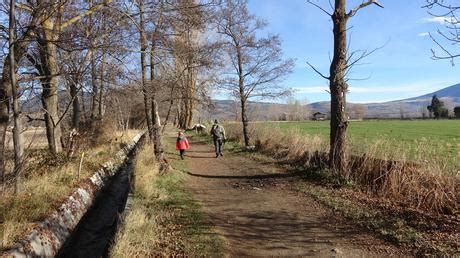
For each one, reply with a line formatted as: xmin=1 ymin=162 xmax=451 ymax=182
xmin=225 ymin=123 xmax=459 ymax=214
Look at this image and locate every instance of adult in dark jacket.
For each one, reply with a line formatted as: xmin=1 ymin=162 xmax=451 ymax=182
xmin=210 ymin=119 xmax=226 ymax=158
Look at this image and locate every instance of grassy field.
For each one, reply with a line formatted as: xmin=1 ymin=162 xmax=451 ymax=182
xmin=262 ymin=120 xmax=460 ymax=169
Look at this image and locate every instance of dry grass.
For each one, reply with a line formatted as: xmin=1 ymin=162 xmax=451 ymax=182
xmin=110 ymin=144 xmax=160 ymax=256
xmin=0 ymin=129 xmax=140 ymax=249
xmin=225 ymin=123 xmax=459 ymax=214
xmin=5 ymin=127 xmax=49 ymax=151
xmin=111 ymin=140 xmax=223 ymax=257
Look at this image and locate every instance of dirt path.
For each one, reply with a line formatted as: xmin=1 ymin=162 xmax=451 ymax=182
xmin=180 ymin=137 xmax=405 ymax=257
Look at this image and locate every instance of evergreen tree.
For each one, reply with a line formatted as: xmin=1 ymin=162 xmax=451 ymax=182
xmin=427 ymin=95 xmax=448 ymax=119
xmin=454 ymin=106 xmax=460 ymax=118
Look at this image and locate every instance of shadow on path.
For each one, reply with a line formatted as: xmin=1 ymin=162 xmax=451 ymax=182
xmin=185 ymin=170 xmax=304 ymax=180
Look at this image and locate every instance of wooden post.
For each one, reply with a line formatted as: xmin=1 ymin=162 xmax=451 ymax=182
xmin=78 ymin=152 xmax=84 ymax=180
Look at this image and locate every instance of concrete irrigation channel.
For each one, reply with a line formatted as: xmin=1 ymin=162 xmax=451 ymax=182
xmin=2 ymin=133 xmax=145 ymax=257
xmin=57 ymin=151 xmax=136 ymax=257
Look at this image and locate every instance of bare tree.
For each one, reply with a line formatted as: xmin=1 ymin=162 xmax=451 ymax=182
xmin=286 ymin=98 xmax=308 ymax=121
xmin=350 ymin=104 xmax=366 ymax=120
xmin=216 ymin=0 xmax=294 ymax=147
xmin=307 ymin=0 xmax=383 ymax=176
xmin=136 ymin=0 xmax=154 ymax=139
xmin=399 ymin=104 xmax=406 ymax=119
xmin=20 ymin=0 xmax=112 ymax=154
xmin=420 ymin=106 xmax=428 ymax=118
xmin=172 ymin=0 xmax=207 ymax=130
xmin=9 ymin=0 xmax=24 ymax=193
xmin=149 ymin=1 xmax=166 ymax=161
xmin=0 ymin=0 xmax=40 ymax=182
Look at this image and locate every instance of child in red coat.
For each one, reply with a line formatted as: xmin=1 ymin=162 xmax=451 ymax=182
xmin=176 ymin=131 xmax=190 ymax=160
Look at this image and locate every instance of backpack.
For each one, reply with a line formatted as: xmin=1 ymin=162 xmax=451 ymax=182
xmin=212 ymin=124 xmax=223 ymax=138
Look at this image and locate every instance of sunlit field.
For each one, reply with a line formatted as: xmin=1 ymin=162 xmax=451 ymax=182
xmin=262 ymin=120 xmax=460 ymax=170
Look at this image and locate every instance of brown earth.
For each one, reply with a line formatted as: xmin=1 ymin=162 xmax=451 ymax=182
xmin=177 ymin=137 xmax=409 ymax=257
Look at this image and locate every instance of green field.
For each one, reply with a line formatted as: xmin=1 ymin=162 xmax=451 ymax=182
xmin=268 ymin=120 xmax=460 ymax=169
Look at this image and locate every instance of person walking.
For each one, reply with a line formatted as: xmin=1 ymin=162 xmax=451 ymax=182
xmin=210 ymin=119 xmax=226 ymax=158
xmin=176 ymin=131 xmax=190 ymax=160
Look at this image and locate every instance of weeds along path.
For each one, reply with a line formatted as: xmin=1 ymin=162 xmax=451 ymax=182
xmin=181 ymin=136 xmax=405 ymax=256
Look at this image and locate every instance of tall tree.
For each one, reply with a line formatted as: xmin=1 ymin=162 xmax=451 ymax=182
xmin=216 ymin=0 xmax=294 ymax=147
xmin=137 ymin=0 xmax=154 ymax=139
xmin=0 ymin=1 xmax=40 ymax=182
xmin=25 ymin=0 xmax=112 ymax=154
xmin=9 ymin=0 xmax=24 ymax=193
xmin=149 ymin=2 xmax=166 ymax=160
xmin=173 ymin=0 xmax=205 ymax=130
xmin=454 ymin=106 xmax=460 ymax=118
xmin=307 ymin=0 xmax=383 ymax=175
xmin=427 ymin=95 xmax=448 ymax=118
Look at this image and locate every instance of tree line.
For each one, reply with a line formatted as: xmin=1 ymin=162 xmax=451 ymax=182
xmin=0 ymin=0 xmax=294 ymax=192
xmin=1 ymin=0 xmax=459 ymax=190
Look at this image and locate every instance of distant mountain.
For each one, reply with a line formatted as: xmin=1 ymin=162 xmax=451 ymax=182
xmin=21 ymin=83 xmax=460 ymax=121
xmin=404 ymin=83 xmax=460 ymax=100
xmin=308 ymin=83 xmax=460 ymax=119
xmin=211 ymin=83 xmax=460 ymax=120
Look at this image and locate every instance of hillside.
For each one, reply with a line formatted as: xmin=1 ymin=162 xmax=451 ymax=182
xmin=405 ymin=83 xmax=460 ymax=100
xmin=211 ymin=83 xmax=460 ymax=120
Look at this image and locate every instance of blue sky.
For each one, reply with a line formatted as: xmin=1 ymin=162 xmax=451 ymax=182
xmin=246 ymin=0 xmax=459 ymax=103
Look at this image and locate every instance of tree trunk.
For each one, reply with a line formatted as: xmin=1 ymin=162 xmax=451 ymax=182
xmin=0 ymin=62 xmax=11 ymax=184
xmin=98 ymin=51 xmax=105 ymax=118
xmin=178 ymin=99 xmax=187 ymax=129
xmin=90 ymin=49 xmax=97 ymax=121
xmin=186 ymin=70 xmax=196 ymax=129
xmin=236 ymin=44 xmax=250 ymax=146
xmin=162 ymin=85 xmax=175 ymax=133
xmin=174 ymin=103 xmax=180 ymax=127
xmin=0 ymin=27 xmax=32 ymax=183
xmin=70 ymin=82 xmax=80 ymax=129
xmin=150 ymin=39 xmax=163 ymax=160
xmin=152 ymin=100 xmax=163 ymax=161
xmin=139 ymin=0 xmax=153 ymax=139
xmin=81 ymin=87 xmax=87 ymax=121
xmin=88 ymin=0 xmax=98 ymax=123
xmin=40 ymin=19 xmax=62 ymax=154
xmin=329 ymin=0 xmax=349 ymax=176
xmin=162 ymin=97 xmax=174 ymax=134
xmin=9 ymin=0 xmax=24 ymax=194
xmin=240 ymin=98 xmax=250 ymax=147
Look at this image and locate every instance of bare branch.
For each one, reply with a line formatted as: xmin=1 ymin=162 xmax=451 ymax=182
xmin=423 ymin=1 xmax=460 ymax=64
xmin=26 ymin=114 xmax=45 ymax=122
xmin=306 ymin=0 xmax=332 ymax=16
xmin=60 ymin=0 xmax=114 ymax=30
xmin=347 ymin=0 xmax=384 ymax=18
xmin=306 ymin=61 xmax=329 ymax=80
xmin=429 ymin=32 xmax=460 ymax=65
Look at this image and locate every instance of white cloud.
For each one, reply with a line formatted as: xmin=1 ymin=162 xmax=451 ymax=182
xmin=348 ymin=85 xmax=431 ymax=94
xmin=293 ymin=86 xmax=328 ymax=94
xmin=424 ymin=16 xmax=457 ymax=25
xmin=417 ymin=32 xmax=430 ymax=37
